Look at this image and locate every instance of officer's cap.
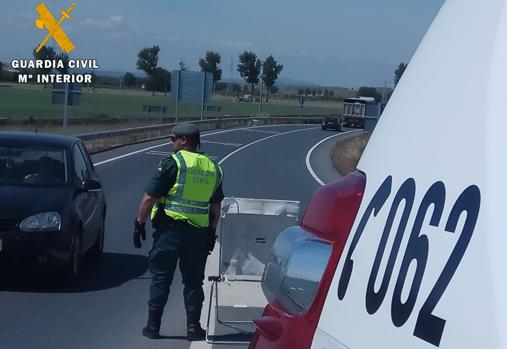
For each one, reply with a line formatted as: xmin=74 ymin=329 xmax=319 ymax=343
xmin=170 ymin=123 xmax=200 ymax=137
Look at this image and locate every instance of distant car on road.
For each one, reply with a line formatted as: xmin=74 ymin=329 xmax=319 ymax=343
xmin=235 ymin=94 xmax=252 ymax=102
xmin=0 ymin=132 xmax=106 ymax=278
xmin=321 ymin=115 xmax=344 ymax=131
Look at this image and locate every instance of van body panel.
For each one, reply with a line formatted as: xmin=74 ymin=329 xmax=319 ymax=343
xmin=314 ymin=0 xmax=506 ymax=347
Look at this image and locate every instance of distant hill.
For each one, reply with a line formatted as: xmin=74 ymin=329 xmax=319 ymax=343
xmin=87 ymin=70 xmax=328 ymax=87
xmin=72 ymin=69 xmax=148 ymax=78
xmin=276 ymin=77 xmax=318 ymax=87
xmin=221 ymin=77 xmax=317 ymax=87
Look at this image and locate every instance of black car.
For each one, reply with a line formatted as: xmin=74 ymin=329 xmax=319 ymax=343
xmin=321 ymin=115 xmax=344 ymax=131
xmin=0 ymin=132 xmax=106 ymax=277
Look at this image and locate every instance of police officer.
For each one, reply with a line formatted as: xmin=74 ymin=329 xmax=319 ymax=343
xmin=133 ymin=123 xmax=224 ymax=341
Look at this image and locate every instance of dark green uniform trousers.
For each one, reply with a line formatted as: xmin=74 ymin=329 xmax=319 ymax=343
xmin=148 ymin=220 xmax=209 ymax=324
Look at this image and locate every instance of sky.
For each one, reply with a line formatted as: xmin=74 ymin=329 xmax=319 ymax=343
xmin=0 ymin=0 xmax=445 ymax=87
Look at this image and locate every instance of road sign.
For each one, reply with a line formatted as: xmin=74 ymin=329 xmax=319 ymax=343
xmin=52 ymin=82 xmax=81 ymax=132
xmin=171 ymin=70 xmax=214 ymax=120
xmin=52 ymin=82 xmax=81 ymax=105
xmin=171 ymin=70 xmax=213 ymax=103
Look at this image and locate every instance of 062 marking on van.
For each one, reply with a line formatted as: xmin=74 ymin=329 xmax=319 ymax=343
xmin=336 ymin=176 xmax=481 ymax=347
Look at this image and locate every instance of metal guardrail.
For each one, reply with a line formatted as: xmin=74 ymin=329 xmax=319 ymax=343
xmin=78 ymin=116 xmax=323 ymax=153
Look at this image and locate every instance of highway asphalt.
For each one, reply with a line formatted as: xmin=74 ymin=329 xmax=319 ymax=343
xmin=0 ymin=124 xmax=358 ymax=349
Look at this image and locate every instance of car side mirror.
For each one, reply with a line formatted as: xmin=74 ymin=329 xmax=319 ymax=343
xmin=78 ymin=178 xmax=101 ymax=192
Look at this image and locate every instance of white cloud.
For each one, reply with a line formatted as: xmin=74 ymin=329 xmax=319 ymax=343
xmin=80 ymin=14 xmax=124 ymax=29
xmin=109 ymin=14 xmax=123 ymax=23
xmin=80 ymin=17 xmax=115 ymax=29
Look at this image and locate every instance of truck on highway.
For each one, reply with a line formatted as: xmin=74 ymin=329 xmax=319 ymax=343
xmin=248 ymin=0 xmax=506 ymax=348
xmin=342 ymin=96 xmax=382 ymax=128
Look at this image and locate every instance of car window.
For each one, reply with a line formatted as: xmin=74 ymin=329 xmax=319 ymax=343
xmin=73 ymin=144 xmax=88 ymax=181
xmin=77 ymin=142 xmax=94 ymax=175
xmin=0 ymin=145 xmax=67 ymax=186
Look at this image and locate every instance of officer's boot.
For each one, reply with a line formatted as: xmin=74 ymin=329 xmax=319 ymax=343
xmin=186 ymin=311 xmax=206 ymax=341
xmin=142 ymin=306 xmax=163 ymax=339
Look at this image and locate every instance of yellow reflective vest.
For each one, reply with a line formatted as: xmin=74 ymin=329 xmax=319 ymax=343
xmin=151 ymin=150 xmax=223 ymax=228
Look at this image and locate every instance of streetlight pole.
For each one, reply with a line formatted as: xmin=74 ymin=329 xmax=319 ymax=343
xmin=259 ymin=80 xmax=263 ymax=113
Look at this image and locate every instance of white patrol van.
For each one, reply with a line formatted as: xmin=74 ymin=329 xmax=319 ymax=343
xmin=249 ymin=0 xmax=506 ymax=348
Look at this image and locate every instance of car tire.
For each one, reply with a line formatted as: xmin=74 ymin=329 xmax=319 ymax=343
xmin=65 ymin=232 xmax=82 ymax=280
xmin=321 ymin=126 xmax=326 ymax=130
xmin=90 ymin=215 xmax=105 ymax=258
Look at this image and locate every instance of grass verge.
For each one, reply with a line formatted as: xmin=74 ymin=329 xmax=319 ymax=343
xmin=331 ymin=132 xmax=371 ymax=176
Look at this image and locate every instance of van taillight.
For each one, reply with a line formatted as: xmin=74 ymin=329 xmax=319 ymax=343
xmin=250 ymin=171 xmax=366 ymax=349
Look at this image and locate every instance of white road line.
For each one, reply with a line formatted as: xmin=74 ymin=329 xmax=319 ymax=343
xmin=305 ymin=130 xmax=359 ymax=186
xmin=94 ymin=124 xmax=314 ymax=166
xmin=201 ymin=140 xmax=243 ymax=147
xmin=218 ymin=127 xmax=319 ymax=165
xmin=145 ymin=151 xmax=172 ymax=156
xmin=241 ymin=129 xmax=281 ymax=135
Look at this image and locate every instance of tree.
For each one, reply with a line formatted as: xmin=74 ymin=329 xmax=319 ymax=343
xmin=199 ymin=51 xmax=222 ymax=83
xmin=231 ymin=83 xmax=241 ymax=96
xmin=394 ymin=62 xmax=407 ymax=87
xmin=146 ymin=67 xmax=171 ymax=95
xmin=237 ymin=51 xmax=261 ymax=100
xmin=357 ymin=86 xmax=382 ymax=103
xmin=89 ymin=70 xmax=97 ymax=90
xmin=55 ymin=52 xmax=70 ymax=74
xmin=137 ymin=45 xmax=160 ymax=95
xmin=215 ymin=82 xmax=227 ymax=92
xmin=33 ymin=45 xmax=56 ymax=88
xmin=124 ymin=72 xmax=136 ymax=87
xmin=179 ymin=59 xmax=188 ymax=71
xmin=261 ymin=55 xmax=283 ymax=102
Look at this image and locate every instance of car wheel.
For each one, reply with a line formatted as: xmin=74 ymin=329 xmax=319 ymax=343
xmin=90 ymin=214 xmax=105 ymax=258
xmin=66 ymin=233 xmax=82 ymax=279
xmin=321 ymin=126 xmax=326 ymax=130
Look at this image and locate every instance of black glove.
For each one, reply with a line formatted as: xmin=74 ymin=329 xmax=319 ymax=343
xmin=207 ymin=228 xmax=217 ymax=254
xmin=133 ymin=219 xmax=146 ymax=249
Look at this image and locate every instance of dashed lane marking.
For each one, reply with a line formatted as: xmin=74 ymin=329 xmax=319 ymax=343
xmin=94 ymin=124 xmax=315 ymax=166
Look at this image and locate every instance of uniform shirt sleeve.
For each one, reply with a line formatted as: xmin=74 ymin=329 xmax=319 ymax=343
xmin=144 ymin=157 xmax=177 ymax=198
xmin=211 ymin=182 xmax=225 ymax=203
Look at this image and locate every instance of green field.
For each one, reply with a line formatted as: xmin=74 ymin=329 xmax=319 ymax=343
xmin=0 ymin=83 xmax=341 ymax=120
